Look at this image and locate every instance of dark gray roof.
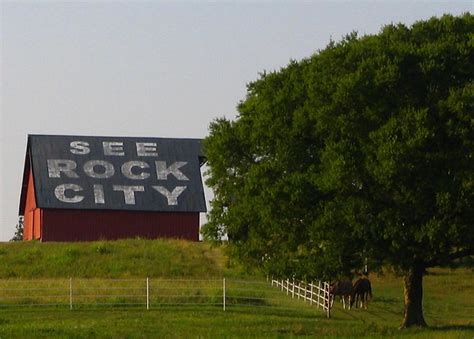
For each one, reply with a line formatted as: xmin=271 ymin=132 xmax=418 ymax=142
xmin=19 ymin=134 xmax=207 ymax=214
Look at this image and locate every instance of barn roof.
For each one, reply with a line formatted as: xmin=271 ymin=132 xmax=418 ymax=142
xmin=19 ymin=134 xmax=207 ymax=214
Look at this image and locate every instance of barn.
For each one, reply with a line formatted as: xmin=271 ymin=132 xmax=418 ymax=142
xmin=19 ymin=134 xmax=207 ymax=242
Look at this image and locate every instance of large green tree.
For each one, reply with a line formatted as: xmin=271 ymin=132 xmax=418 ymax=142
xmin=203 ymin=14 xmax=473 ymax=327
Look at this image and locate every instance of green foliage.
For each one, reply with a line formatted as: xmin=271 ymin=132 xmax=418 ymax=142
xmin=203 ymin=14 xmax=474 ymax=281
xmin=10 ymin=217 xmax=24 ymax=242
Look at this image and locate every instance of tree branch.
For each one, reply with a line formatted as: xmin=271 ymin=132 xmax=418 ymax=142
xmin=426 ymin=248 xmax=474 ymax=267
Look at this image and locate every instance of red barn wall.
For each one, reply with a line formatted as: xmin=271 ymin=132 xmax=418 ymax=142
xmin=41 ymin=209 xmax=200 ymax=242
xmin=23 ymin=169 xmax=42 ymax=240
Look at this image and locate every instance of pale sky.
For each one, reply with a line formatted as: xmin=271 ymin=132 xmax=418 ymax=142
xmin=1 ymin=1 xmax=472 ymax=241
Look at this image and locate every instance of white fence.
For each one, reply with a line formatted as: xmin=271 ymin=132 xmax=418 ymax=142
xmin=0 ymin=278 xmax=325 ymax=316
xmin=271 ymin=278 xmax=332 ymax=318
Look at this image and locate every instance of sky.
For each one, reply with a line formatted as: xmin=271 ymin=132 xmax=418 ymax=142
xmin=1 ymin=1 xmax=472 ymax=241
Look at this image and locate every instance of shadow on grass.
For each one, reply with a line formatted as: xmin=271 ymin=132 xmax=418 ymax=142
xmin=356 ymin=308 xmax=388 ymax=321
xmin=428 ymin=324 xmax=474 ymax=332
xmin=373 ymin=296 xmax=400 ymax=303
xmin=332 ymin=307 xmax=391 ymax=325
xmin=227 ymin=306 xmax=322 ymax=320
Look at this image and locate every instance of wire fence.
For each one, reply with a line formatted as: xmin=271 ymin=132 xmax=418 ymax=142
xmin=0 ymin=278 xmax=326 ymax=316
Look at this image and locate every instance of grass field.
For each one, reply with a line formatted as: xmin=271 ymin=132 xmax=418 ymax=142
xmin=0 ymin=239 xmax=228 ymax=278
xmin=0 ymin=239 xmax=472 ymax=338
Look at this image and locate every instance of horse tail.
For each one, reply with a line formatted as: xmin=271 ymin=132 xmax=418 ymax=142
xmin=350 ymin=278 xmax=361 ymax=308
xmin=367 ymin=280 xmax=372 ymax=300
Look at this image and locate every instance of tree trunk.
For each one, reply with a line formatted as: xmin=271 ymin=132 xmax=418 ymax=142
xmin=402 ymin=266 xmax=427 ymax=328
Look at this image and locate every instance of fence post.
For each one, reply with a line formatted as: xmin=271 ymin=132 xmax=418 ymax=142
xmin=146 ymin=277 xmax=150 ymax=310
xmin=310 ymin=282 xmax=313 ymax=306
xmin=223 ymin=278 xmax=226 ymax=311
xmin=303 ymin=282 xmax=307 ymax=302
xmin=281 ymin=279 xmax=283 ymax=291
xmin=317 ymin=281 xmax=321 ymax=309
xmin=322 ymin=282 xmax=326 ymax=310
xmin=297 ymin=282 xmax=301 ymax=300
xmin=324 ymin=282 xmax=327 ymax=311
xmin=325 ymin=282 xmax=331 ymax=318
xmin=69 ymin=277 xmax=73 ymax=310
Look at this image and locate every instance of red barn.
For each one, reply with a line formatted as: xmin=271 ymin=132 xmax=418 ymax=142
xmin=19 ymin=135 xmax=207 ymax=241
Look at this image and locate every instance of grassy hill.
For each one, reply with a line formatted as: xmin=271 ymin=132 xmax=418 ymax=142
xmin=0 ymin=239 xmax=472 ymax=337
xmin=0 ymin=239 xmax=229 ymax=278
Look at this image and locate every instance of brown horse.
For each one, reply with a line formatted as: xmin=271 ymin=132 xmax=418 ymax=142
xmin=329 ymin=280 xmax=353 ymax=310
xmin=350 ymin=277 xmax=372 ymax=309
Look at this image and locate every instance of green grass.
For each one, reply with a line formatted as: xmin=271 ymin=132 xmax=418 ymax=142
xmin=0 ymin=240 xmax=472 ymax=337
xmin=0 ymin=302 xmax=472 ymax=338
xmin=0 ymin=239 xmax=229 ymax=278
